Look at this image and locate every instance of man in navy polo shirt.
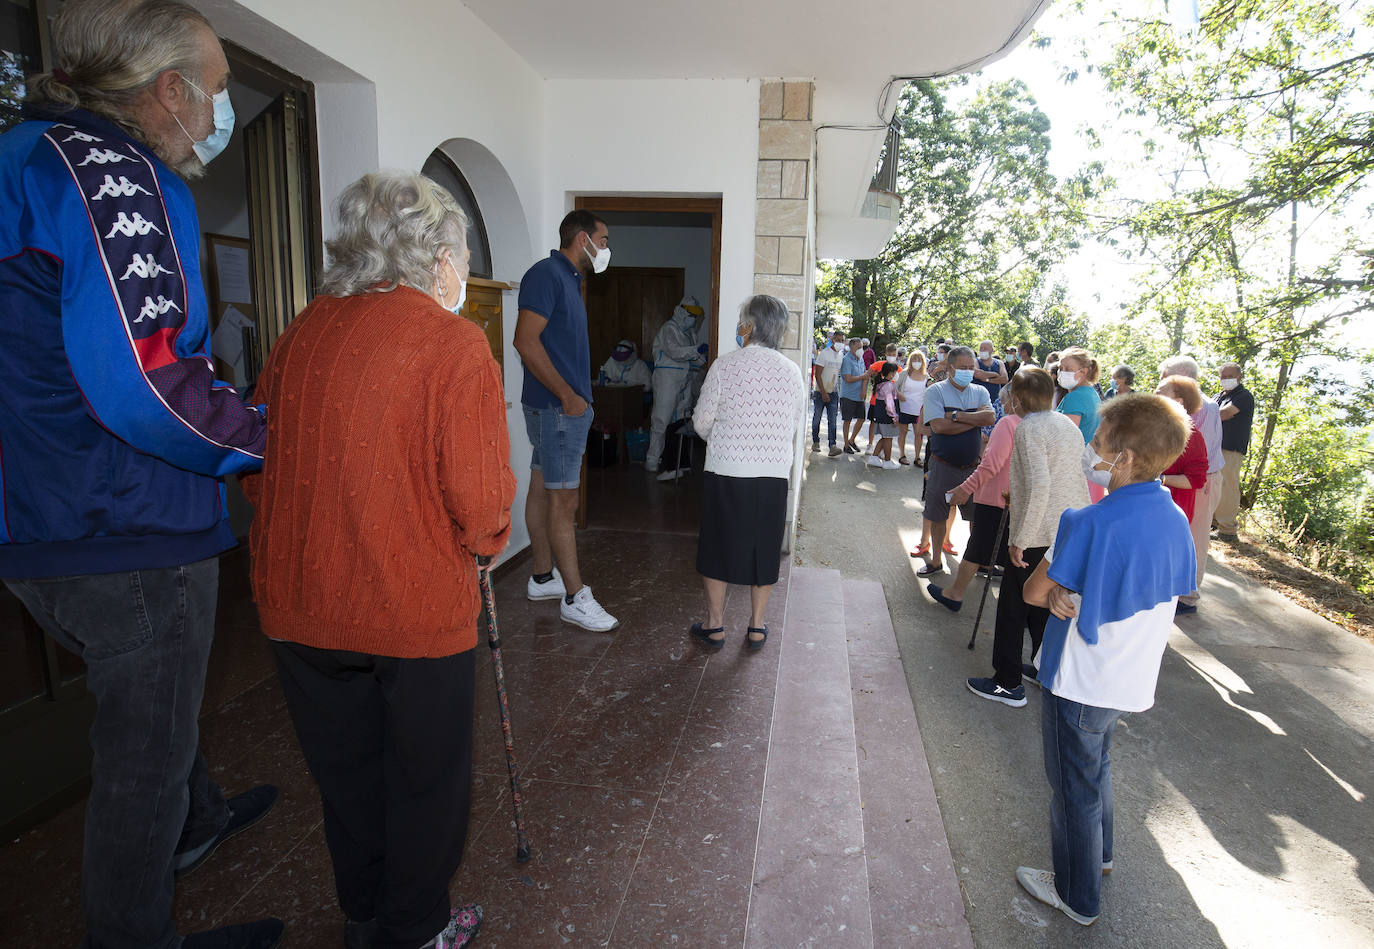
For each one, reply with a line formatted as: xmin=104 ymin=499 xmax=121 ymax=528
xmin=513 ymin=210 xmax=619 ymax=632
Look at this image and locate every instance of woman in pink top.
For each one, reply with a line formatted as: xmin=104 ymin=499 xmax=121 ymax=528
xmin=925 ymin=383 xmax=1023 ymax=611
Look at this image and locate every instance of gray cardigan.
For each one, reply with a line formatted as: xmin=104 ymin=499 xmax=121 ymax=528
xmin=1009 ymin=411 xmax=1092 ymax=551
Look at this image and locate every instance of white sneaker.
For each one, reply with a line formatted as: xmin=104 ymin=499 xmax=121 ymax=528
xmin=864 ymin=454 xmax=884 ymax=467
xmin=526 ymin=568 xmax=565 ymax=602
xmin=882 ymin=458 xmax=900 ymax=469
xmin=645 ymin=459 xmax=660 ymax=472
xmin=656 ymin=467 xmax=690 ymax=481
xmin=561 ymin=586 xmax=619 ymax=632
xmin=1015 ymin=867 xmax=1098 ymax=926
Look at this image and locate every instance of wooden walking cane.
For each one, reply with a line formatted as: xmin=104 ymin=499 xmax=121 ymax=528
xmin=476 ymin=556 xmax=532 ymax=863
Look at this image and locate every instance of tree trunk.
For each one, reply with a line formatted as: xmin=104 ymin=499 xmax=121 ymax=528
xmin=852 ymin=263 xmax=871 ymax=337
xmin=1241 ymin=357 xmax=1290 ymax=510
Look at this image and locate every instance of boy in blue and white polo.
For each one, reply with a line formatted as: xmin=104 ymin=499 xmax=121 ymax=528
xmin=1019 ymin=393 xmax=1197 ymax=926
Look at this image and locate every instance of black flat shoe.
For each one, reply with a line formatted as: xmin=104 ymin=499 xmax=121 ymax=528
xmin=175 ymin=785 xmax=279 ymax=877
xmin=746 ymin=625 xmax=769 ymax=650
xmin=690 ymin=622 xmax=725 ymax=650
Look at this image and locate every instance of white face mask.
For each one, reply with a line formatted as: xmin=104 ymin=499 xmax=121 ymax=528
xmin=173 ymin=76 xmax=235 ymax=165
xmin=1058 ymin=369 xmax=1080 ymax=389
xmin=584 ymin=235 xmax=611 ymax=274
xmin=1221 ymin=377 xmax=1239 ymax=391
xmin=1081 ymin=444 xmax=1122 ymax=488
xmin=442 ymin=256 xmax=466 ymax=314
xmin=980 ymin=350 xmax=994 ymax=360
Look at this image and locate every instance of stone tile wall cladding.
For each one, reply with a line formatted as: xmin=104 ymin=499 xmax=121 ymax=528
xmin=755 ymin=80 xmax=814 ymax=354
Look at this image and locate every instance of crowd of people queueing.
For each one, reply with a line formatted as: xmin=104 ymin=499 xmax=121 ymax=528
xmin=807 ymin=330 xmax=1257 ymax=928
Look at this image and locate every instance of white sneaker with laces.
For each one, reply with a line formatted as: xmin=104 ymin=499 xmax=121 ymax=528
xmin=882 ymin=458 xmax=900 ymax=469
xmin=526 ymin=568 xmax=565 ymax=602
xmin=864 ymin=454 xmax=884 ymax=467
xmin=561 ymin=586 xmax=619 ymax=632
xmin=1015 ymin=867 xmax=1098 ymax=926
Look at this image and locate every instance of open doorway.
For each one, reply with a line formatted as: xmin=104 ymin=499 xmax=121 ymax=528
xmin=574 ymin=197 xmax=722 ymax=536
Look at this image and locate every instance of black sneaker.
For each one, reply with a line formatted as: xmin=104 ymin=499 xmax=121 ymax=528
xmin=1175 ymin=602 xmax=1198 ymax=615
xmin=967 ymin=676 xmax=1027 ymax=707
xmin=175 ymin=785 xmax=279 ymax=877
xmin=183 ymin=918 xmax=284 ymax=949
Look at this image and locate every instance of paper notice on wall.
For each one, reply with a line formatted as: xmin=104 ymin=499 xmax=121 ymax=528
xmin=211 ymin=306 xmax=255 ymax=381
xmin=213 ymin=242 xmax=253 ymax=304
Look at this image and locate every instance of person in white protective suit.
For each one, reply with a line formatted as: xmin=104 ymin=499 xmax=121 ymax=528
xmin=646 ymin=296 xmax=708 ymax=471
xmin=598 ymin=339 xmax=652 ymax=387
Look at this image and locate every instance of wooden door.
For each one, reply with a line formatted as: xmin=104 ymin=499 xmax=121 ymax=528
xmin=584 ymin=267 xmax=685 ymax=377
xmin=463 ymin=277 xmax=508 ymax=375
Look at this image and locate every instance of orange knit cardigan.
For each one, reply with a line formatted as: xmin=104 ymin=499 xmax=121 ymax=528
xmin=241 ymin=287 xmax=516 ymax=658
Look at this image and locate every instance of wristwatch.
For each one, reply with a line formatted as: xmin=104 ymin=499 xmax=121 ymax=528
xmin=952 ymin=410 xmax=959 ymax=423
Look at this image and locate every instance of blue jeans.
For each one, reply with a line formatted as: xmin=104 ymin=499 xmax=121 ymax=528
xmin=4 ymin=558 xmax=231 ymax=949
xmin=811 ymin=390 xmax=837 ymax=446
xmin=1040 ymin=689 xmax=1119 ymax=919
xmin=523 ymin=403 xmax=594 ymax=490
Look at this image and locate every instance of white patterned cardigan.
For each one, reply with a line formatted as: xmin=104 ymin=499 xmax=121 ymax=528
xmin=692 ymin=344 xmax=808 ymax=480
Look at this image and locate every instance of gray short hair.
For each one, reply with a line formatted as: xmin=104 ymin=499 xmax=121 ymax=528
xmin=738 ymin=295 xmax=788 ymax=349
xmin=948 ymin=345 xmax=975 ymax=364
xmin=26 ymin=0 xmax=212 ymax=143
xmin=320 ymin=171 xmax=469 ymax=298
xmin=1158 ymin=355 xmax=1200 ymax=380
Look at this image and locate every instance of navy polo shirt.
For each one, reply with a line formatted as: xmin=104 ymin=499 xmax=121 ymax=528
xmin=518 ymin=250 xmax=593 ymax=408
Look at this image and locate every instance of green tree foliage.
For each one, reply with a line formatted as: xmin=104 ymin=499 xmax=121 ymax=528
xmin=816 ymin=78 xmax=1100 ymax=350
xmin=1065 ymin=0 xmax=1374 ymax=584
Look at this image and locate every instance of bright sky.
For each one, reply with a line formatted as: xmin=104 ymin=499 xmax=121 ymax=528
xmin=973 ymin=0 xmax=1374 ymax=351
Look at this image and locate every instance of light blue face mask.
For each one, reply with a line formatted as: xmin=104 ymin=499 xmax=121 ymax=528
xmin=176 ymin=76 xmax=235 ymax=165
xmin=953 ymin=368 xmax=975 ymax=387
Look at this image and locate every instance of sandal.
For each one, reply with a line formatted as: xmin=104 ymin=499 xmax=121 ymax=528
xmin=942 ymin=541 xmax=958 ymax=555
xmin=898 ymin=455 xmax=910 ymax=465
xmin=690 ymin=622 xmax=725 ymax=651
xmin=909 ymin=542 xmax=931 ymax=558
xmin=746 ymin=625 xmax=769 ymax=650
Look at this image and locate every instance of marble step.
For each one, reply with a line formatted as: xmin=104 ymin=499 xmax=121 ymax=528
xmin=745 ymin=567 xmax=972 ymax=948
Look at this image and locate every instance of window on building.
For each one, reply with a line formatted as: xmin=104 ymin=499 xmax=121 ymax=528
xmin=421 ymin=149 xmax=492 ymax=279
xmin=1 ymin=0 xmax=45 ymax=134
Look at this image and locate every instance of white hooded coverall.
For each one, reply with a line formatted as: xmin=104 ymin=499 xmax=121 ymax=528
xmin=647 ymin=298 xmax=706 ymax=471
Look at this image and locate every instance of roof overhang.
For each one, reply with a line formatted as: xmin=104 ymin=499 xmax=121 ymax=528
xmin=464 ymin=0 xmax=1052 ymax=259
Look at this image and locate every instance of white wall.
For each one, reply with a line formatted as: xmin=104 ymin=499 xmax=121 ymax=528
xmin=543 ymin=79 xmax=759 ymax=354
xmin=603 ymin=224 xmax=713 ymax=318
xmin=191 ymin=6 xmax=762 ymax=567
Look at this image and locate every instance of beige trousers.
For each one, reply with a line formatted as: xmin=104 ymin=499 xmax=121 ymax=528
xmin=1179 ymin=470 xmax=1222 ymax=606
xmin=1215 ymin=450 xmax=1244 ymax=534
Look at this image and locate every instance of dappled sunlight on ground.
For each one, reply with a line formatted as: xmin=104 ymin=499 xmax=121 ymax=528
xmin=1147 ymin=776 xmax=1372 ymax=948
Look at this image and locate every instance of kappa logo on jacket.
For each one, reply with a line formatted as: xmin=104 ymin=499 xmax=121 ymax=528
xmin=91 ymin=174 xmax=152 ymax=201
xmin=77 ymin=147 xmax=132 ymax=166
xmin=44 ymin=122 xmax=189 ymax=369
xmin=134 ymin=295 xmax=182 ymax=324
xmin=105 ymin=211 xmax=163 ymax=238
xmin=119 ymin=253 xmax=174 ymax=281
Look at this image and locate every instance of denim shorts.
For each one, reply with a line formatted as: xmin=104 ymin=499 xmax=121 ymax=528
xmin=523 ymin=403 xmax=594 ymax=490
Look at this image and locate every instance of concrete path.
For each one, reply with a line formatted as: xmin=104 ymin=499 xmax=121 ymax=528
xmin=793 ymin=448 xmax=1374 ymax=948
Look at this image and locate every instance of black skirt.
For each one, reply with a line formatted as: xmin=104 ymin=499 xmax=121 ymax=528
xmin=696 ymin=472 xmax=788 ymax=586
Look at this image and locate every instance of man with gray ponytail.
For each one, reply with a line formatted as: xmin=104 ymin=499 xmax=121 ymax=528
xmin=1 ymin=2 xmax=281 ymax=947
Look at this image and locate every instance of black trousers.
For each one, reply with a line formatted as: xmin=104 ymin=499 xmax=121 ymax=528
xmin=992 ymin=544 xmax=1050 ymax=689
xmin=273 ymin=641 xmax=475 ymax=949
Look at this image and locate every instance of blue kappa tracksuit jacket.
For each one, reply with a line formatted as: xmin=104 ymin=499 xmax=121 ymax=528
xmin=0 ymin=106 xmax=267 ymax=578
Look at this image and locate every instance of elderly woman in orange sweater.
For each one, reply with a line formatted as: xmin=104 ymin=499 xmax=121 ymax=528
xmin=243 ymin=171 xmax=515 ymax=949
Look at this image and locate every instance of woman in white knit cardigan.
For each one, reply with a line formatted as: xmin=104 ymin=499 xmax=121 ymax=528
xmin=965 ymin=366 xmax=1091 ymax=707
xmin=689 ymin=295 xmax=808 ymax=651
